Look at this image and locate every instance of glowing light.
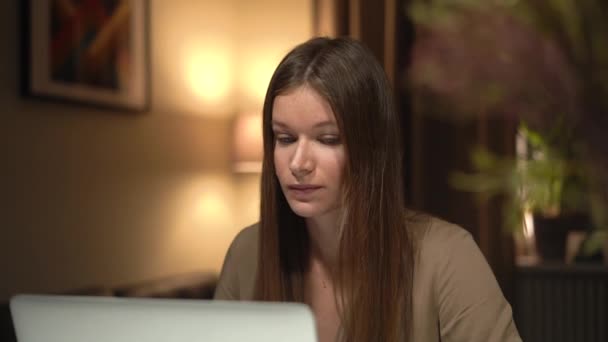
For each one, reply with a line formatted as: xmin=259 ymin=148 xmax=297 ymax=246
xmin=239 ymin=52 xmax=282 ymax=106
xmin=185 ymin=46 xmax=233 ymax=105
xmin=163 ymin=173 xmax=236 ymax=272
xmin=192 ymin=189 xmax=232 ymax=229
xmin=523 ymin=210 xmax=535 ymax=239
xmin=176 ymin=174 xmax=233 ymax=232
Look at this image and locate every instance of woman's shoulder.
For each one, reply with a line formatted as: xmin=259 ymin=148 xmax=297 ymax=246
xmin=406 ymin=211 xmax=484 ymax=281
xmin=405 ymin=210 xmax=473 ymax=250
xmin=225 ymin=223 xmax=260 ymax=273
xmin=407 ymin=211 xmax=522 ymax=340
xmin=230 ymin=223 xmax=259 ymax=253
xmin=214 ymin=223 xmax=259 ymax=300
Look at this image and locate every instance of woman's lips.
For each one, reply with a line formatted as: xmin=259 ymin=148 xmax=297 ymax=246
xmin=288 ymin=185 xmax=322 ymax=196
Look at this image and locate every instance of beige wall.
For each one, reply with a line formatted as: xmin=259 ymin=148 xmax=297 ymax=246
xmin=0 ymin=0 xmax=311 ymax=301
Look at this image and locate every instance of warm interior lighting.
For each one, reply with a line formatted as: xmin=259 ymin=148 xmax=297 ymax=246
xmin=185 ymin=46 xmax=233 ymax=106
xmin=192 ymin=189 xmax=232 ymax=229
xmin=239 ymin=53 xmax=282 ymax=106
xmin=517 ymin=209 xmax=538 ymax=264
xmin=172 ymin=174 xmax=234 ymax=235
xmin=166 ymin=174 xmax=236 ymax=271
xmin=523 ymin=210 xmax=535 ymax=239
xmin=233 ymin=111 xmax=264 ymax=173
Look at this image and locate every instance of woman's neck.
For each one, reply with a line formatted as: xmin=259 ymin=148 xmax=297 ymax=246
xmin=305 ymin=210 xmax=341 ymax=272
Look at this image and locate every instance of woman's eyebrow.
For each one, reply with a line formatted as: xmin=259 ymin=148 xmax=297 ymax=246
xmin=313 ymin=121 xmax=337 ymax=128
xmin=271 ymin=120 xmax=289 ymax=128
xmin=271 ymin=120 xmax=337 ymax=128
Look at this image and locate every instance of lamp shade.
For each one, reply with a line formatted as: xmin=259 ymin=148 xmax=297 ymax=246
xmin=233 ymin=111 xmax=263 ymax=173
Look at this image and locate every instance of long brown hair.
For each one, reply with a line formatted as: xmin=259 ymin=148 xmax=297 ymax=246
xmin=255 ymin=37 xmax=414 ymax=342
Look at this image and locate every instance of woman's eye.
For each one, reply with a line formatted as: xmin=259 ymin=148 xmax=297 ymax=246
xmin=275 ymin=135 xmax=296 ymax=144
xmin=318 ymin=135 xmax=341 ymax=145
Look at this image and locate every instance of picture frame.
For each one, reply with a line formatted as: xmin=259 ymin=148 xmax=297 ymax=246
xmin=21 ymin=0 xmax=150 ymax=112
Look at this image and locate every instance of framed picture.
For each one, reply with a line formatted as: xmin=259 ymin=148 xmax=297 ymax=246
xmin=21 ymin=0 xmax=150 ymax=112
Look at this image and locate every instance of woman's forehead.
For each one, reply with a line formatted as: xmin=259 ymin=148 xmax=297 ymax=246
xmin=271 ymin=86 xmax=337 ymax=129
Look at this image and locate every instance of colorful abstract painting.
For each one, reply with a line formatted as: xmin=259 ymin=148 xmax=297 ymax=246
xmin=50 ymin=0 xmax=132 ymax=90
xmin=23 ymin=0 xmax=149 ymax=111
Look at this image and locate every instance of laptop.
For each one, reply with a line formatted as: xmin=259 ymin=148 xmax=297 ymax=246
xmin=10 ymin=294 xmax=317 ymax=342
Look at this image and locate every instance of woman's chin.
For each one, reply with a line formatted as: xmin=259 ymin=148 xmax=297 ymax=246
xmin=287 ymin=201 xmax=323 ymax=218
xmin=287 ymin=200 xmax=341 ymax=220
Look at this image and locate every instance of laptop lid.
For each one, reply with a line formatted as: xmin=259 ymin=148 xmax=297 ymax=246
xmin=10 ymin=294 xmax=317 ymax=342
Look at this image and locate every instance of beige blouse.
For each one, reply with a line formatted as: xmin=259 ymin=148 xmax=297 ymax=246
xmin=214 ymin=214 xmax=522 ymax=341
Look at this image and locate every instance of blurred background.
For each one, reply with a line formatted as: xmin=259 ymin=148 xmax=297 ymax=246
xmin=1 ymin=0 xmax=607 ymax=341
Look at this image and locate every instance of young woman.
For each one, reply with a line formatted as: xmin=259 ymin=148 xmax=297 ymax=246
xmin=214 ymin=37 xmax=521 ymax=342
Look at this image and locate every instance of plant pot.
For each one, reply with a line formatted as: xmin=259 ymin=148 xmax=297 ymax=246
xmin=533 ymin=213 xmax=590 ymax=263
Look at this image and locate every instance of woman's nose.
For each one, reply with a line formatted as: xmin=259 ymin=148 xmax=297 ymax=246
xmin=289 ymin=140 xmax=314 ymax=177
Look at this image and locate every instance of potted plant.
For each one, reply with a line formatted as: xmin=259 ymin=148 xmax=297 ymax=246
xmin=407 ymin=0 xmax=608 ymax=263
xmin=449 ymin=120 xmax=590 ymax=261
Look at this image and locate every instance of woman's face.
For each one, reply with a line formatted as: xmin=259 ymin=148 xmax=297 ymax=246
xmin=272 ymin=85 xmax=345 ymax=219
